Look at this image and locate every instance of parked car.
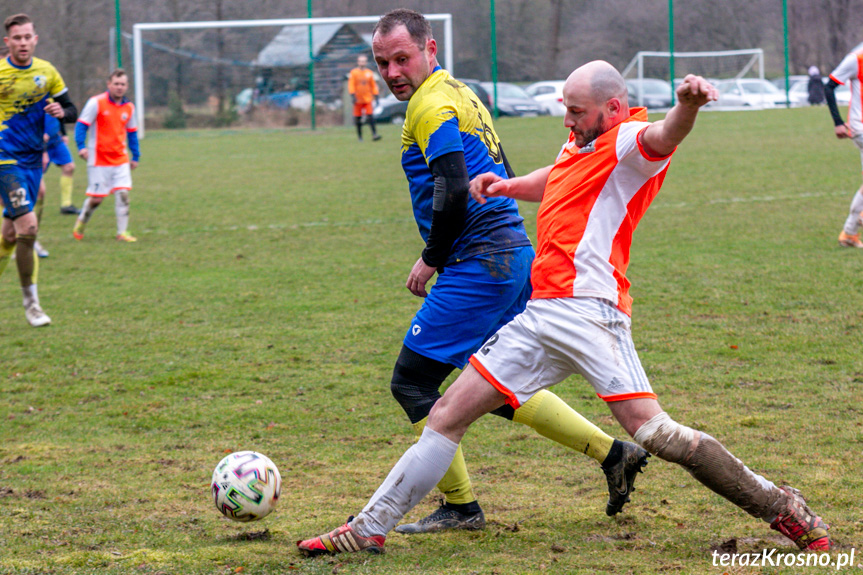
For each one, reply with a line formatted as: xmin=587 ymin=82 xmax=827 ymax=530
xmin=480 ymin=82 xmax=546 ymax=116
xmin=625 ymin=78 xmax=673 ymax=109
xmin=524 ymin=80 xmax=566 ymax=116
xmin=373 ymin=78 xmax=492 ymax=124
xmin=711 ymin=78 xmax=787 ymax=108
xmin=782 ymin=77 xmax=851 ymax=107
xmin=770 ymin=75 xmax=808 ymax=92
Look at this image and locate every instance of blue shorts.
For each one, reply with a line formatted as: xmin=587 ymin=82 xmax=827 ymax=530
xmin=46 ymin=140 xmax=73 ymax=168
xmin=0 ymin=164 xmax=41 ymax=219
xmin=404 ymin=245 xmax=534 ymax=367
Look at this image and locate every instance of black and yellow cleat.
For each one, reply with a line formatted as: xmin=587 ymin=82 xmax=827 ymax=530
xmin=602 ymin=441 xmax=650 ymax=516
xmin=395 ymin=504 xmax=485 ymax=534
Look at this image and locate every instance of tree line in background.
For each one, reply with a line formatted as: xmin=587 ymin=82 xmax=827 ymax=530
xmin=2 ymin=0 xmax=861 ymax=121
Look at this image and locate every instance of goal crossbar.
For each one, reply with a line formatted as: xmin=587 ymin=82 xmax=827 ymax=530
xmin=621 ymin=49 xmax=765 ymax=106
xmin=132 ymin=14 xmax=454 ymax=137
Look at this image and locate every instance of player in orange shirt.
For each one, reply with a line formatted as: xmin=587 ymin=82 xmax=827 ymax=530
xmin=348 ymin=55 xmax=381 ymax=141
xmin=299 ymin=62 xmax=831 ymax=556
xmin=73 ymin=69 xmax=140 ymax=242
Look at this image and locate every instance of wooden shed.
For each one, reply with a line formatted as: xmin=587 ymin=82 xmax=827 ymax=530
xmin=255 ymin=23 xmax=375 ymax=103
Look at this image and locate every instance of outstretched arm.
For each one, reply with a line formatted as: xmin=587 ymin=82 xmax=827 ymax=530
xmin=469 ymin=165 xmax=552 ymax=205
xmin=640 ymin=75 xmax=717 ymax=158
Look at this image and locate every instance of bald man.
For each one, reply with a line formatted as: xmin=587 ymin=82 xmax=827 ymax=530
xmin=298 ymin=61 xmax=831 ymax=557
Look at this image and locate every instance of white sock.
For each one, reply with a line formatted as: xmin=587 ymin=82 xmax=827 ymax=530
xmin=843 ymin=190 xmax=863 ymax=234
xmin=22 ymin=284 xmax=38 ymax=306
xmin=115 ymin=190 xmax=130 ymax=234
xmin=351 ymin=427 xmax=458 ymax=537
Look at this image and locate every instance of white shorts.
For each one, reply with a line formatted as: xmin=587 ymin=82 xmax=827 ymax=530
xmin=468 ymin=297 xmax=656 ymax=407
xmin=86 ymin=164 xmax=132 ymax=197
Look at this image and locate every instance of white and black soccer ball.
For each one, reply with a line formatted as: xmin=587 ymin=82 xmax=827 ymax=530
xmin=211 ymin=451 xmax=281 ymax=522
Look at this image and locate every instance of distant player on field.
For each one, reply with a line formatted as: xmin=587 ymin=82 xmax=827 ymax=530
xmin=44 ymin=113 xmax=79 ymax=215
xmin=302 ymin=9 xmax=648 ymax=542
xmin=825 ymin=42 xmax=863 ymax=248
xmin=73 ymin=68 xmax=140 ymax=243
xmin=299 ymin=61 xmax=831 ymax=557
xmin=31 ymin=114 xmax=78 ymax=258
xmin=348 ymin=55 xmax=381 ymax=141
xmin=0 ymin=13 xmax=77 ymax=327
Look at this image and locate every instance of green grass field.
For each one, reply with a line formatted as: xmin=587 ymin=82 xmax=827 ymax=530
xmin=1 ymin=107 xmax=862 ymax=575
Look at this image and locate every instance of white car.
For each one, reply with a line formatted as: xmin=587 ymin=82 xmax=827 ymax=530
xmin=712 ymin=78 xmax=788 ymax=109
xmin=524 ymin=81 xmax=566 ymax=116
xmin=783 ymin=78 xmax=851 ymax=107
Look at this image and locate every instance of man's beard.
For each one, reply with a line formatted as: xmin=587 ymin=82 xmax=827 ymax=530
xmin=579 ymin=113 xmax=606 ymax=146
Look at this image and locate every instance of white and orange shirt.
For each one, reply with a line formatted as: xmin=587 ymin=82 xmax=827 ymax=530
xmin=829 ymin=43 xmax=863 ymax=136
xmin=76 ymin=92 xmax=137 ymax=167
xmin=530 ymin=108 xmax=673 ymax=316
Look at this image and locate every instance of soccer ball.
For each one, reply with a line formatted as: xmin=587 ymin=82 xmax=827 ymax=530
xmin=211 ymin=451 xmax=281 ymax=522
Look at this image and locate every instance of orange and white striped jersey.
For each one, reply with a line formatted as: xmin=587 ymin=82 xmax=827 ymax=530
xmin=77 ymin=92 xmax=137 ymax=167
xmin=829 ymin=44 xmax=863 ymax=136
xmin=530 ymin=108 xmax=673 ymax=316
xmin=348 ymin=67 xmax=379 ymax=105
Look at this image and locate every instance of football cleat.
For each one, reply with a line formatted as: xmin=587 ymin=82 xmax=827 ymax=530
xmin=770 ymin=486 xmax=831 ymax=551
xmin=395 ymin=505 xmax=485 ymax=534
xmin=24 ymin=301 xmax=51 ymax=327
xmin=297 ymin=517 xmax=385 ymax=556
xmin=602 ymin=442 xmax=650 ymax=516
xmin=838 ymin=231 xmax=863 ymax=248
xmin=60 ymin=205 xmax=80 ymax=215
xmin=116 ymin=231 xmax=137 ymax=243
xmin=72 ymin=221 xmax=84 ymax=241
xmin=34 ymin=241 xmax=49 ymax=258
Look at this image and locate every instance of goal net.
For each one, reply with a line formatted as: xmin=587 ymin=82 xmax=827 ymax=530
xmin=621 ymin=49 xmax=764 ymax=107
xmin=130 ymin=15 xmax=453 ymax=137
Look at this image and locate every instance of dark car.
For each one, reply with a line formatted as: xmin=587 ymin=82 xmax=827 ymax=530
xmin=480 ymin=82 xmax=546 ymax=117
xmin=373 ymin=79 xmax=493 ymax=124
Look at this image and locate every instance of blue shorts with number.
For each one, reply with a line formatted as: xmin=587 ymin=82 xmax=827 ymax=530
xmin=0 ymin=164 xmax=41 ymax=219
xmin=46 ymin=140 xmax=73 ymax=167
xmin=403 ymin=245 xmax=534 ymax=368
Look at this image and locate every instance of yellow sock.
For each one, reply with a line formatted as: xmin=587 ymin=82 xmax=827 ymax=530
xmin=60 ymin=175 xmax=73 ymax=207
xmin=513 ymin=389 xmax=614 ymax=463
xmin=412 ymin=417 xmax=476 ymax=505
xmin=32 ymin=248 xmax=39 ymax=285
xmin=0 ymin=237 xmax=13 ymax=277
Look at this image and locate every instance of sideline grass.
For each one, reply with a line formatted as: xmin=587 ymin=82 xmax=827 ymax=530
xmin=1 ymin=107 xmax=861 ymax=574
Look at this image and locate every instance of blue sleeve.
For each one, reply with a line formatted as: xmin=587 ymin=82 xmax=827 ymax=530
xmin=127 ymin=130 xmax=140 ymax=162
xmin=74 ymin=122 xmax=88 ymax=151
xmin=44 ymin=114 xmax=60 ymax=138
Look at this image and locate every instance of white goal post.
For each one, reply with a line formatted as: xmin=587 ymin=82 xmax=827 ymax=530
xmin=621 ymin=49 xmax=764 ymax=107
xmin=132 ymin=14 xmax=454 ymax=138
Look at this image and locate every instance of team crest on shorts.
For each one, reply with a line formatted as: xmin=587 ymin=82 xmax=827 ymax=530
xmin=411 ymin=324 xmax=421 ymax=336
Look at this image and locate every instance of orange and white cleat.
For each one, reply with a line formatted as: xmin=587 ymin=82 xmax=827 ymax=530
xmin=72 ymin=221 xmax=84 ymax=241
xmin=838 ymin=231 xmax=863 ymax=248
xmin=770 ymin=486 xmax=831 ymax=551
xmin=297 ymin=517 xmax=385 ymax=557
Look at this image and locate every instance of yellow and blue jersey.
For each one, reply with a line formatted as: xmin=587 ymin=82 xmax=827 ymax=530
xmin=401 ymin=67 xmax=531 ymax=265
xmin=0 ymin=56 xmax=68 ymax=169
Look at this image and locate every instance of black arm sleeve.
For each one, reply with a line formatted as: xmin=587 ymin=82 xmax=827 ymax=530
xmin=824 ymin=78 xmax=845 ymax=127
xmin=422 ymin=151 xmax=471 ymax=268
xmin=54 ymin=92 xmax=78 ymax=125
